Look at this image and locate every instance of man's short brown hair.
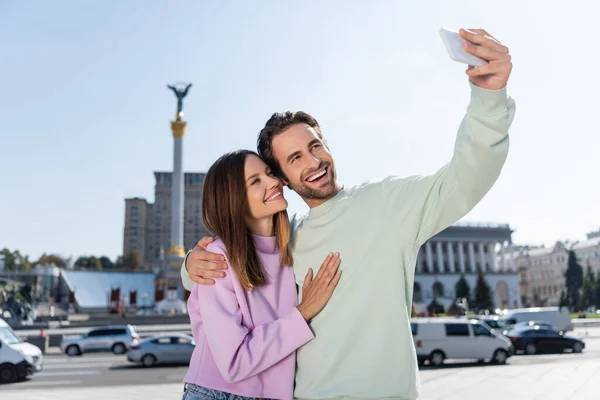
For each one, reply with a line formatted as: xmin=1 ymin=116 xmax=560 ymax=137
xmin=257 ymin=111 xmax=322 ymax=179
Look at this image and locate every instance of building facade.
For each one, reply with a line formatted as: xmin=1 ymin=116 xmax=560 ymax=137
xmin=571 ymin=231 xmax=600 ymax=276
xmin=413 ymin=222 xmax=522 ymax=312
xmin=511 ymin=242 xmax=568 ymax=307
xmin=509 ymin=229 xmax=600 ymax=308
xmin=123 ymin=172 xmax=209 ymax=269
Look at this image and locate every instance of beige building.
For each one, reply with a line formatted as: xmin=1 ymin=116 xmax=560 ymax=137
xmin=511 ymin=228 xmax=600 ymax=308
xmin=123 ymin=172 xmax=209 ymax=269
xmin=571 ymin=229 xmax=600 ymax=276
xmin=512 ymin=242 xmax=568 ymax=307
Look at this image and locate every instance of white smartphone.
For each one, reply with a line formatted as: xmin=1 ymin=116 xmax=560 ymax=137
xmin=439 ymin=27 xmax=487 ymax=67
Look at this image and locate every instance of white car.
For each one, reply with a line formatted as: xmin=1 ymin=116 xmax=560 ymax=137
xmin=499 ymin=307 xmax=573 ymax=332
xmin=60 ymin=325 xmax=139 ymax=356
xmin=0 ymin=318 xmax=43 ymax=383
xmin=412 ymin=317 xmax=514 ymax=366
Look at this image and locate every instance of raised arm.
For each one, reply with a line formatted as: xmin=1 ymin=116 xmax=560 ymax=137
xmin=383 ymin=28 xmax=515 ymax=247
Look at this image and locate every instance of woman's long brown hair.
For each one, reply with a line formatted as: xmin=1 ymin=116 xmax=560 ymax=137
xmin=202 ymin=150 xmax=293 ymax=290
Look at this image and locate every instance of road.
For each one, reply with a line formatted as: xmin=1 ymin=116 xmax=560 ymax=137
xmin=1 ymin=336 xmax=599 ymax=399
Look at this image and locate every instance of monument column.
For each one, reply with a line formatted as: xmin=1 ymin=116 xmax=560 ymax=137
xmin=165 ymin=82 xmax=193 ymax=298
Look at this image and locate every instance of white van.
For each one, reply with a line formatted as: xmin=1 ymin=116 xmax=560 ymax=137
xmin=411 ymin=317 xmax=513 ymax=366
xmin=498 ymin=307 xmax=573 ymax=332
xmin=0 ymin=318 xmax=43 ymax=383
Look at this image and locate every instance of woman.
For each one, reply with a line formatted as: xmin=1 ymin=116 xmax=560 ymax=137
xmin=182 ymin=150 xmax=342 ymax=400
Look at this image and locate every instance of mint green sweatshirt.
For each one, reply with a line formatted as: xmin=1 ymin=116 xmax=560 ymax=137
xmin=182 ymin=83 xmax=515 ymax=399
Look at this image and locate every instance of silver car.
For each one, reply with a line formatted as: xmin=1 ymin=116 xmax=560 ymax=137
xmin=60 ymin=325 xmax=139 ymax=356
xmin=127 ymin=334 xmax=195 ymax=367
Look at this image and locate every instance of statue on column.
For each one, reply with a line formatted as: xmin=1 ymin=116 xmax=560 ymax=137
xmin=167 ymin=82 xmax=192 ymax=118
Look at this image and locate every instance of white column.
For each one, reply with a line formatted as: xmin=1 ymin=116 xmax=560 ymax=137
xmin=458 ymin=241 xmax=466 ymax=273
xmin=436 ymin=241 xmax=444 ymax=273
xmin=426 ymin=242 xmax=433 ymax=273
xmin=447 ymin=242 xmax=456 ymax=273
xmin=488 ymin=242 xmax=496 ymax=272
xmin=478 ymin=242 xmax=486 ymax=271
xmin=509 ymin=242 xmax=516 ymax=272
xmin=468 ymin=242 xmax=476 ymax=273
xmin=171 ymin=136 xmax=184 ymax=250
xmin=500 ymin=241 xmax=507 ymax=272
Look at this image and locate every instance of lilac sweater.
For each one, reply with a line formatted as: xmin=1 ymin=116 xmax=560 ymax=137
xmin=183 ymin=235 xmax=314 ymax=400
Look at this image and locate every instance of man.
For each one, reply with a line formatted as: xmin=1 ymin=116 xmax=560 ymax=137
xmin=181 ymin=29 xmax=515 ymax=399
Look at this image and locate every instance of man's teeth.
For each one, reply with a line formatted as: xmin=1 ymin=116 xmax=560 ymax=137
xmin=265 ymin=192 xmax=281 ymax=202
xmin=306 ymin=169 xmax=326 ymax=182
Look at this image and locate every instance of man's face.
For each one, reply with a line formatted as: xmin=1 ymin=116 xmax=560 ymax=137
xmin=271 ymin=123 xmax=338 ymax=205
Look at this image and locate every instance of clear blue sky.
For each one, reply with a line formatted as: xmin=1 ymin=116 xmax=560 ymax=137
xmin=1 ymin=1 xmax=598 ymax=262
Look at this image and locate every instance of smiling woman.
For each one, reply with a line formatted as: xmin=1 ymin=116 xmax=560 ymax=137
xmin=182 ymin=149 xmax=342 ymax=400
xmin=201 ymin=150 xmax=293 ymax=290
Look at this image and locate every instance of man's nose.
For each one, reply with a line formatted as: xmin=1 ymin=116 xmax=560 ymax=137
xmin=307 ymin=154 xmax=320 ymax=169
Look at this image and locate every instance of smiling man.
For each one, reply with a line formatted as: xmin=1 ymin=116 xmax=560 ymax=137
xmin=181 ymin=29 xmax=516 ymax=399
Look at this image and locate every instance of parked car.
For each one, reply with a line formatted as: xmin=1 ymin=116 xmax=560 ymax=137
xmin=477 ymin=317 xmax=513 ymax=333
xmin=127 ymin=334 xmax=195 ymax=367
xmin=498 ymin=307 xmax=573 ymax=331
xmin=0 ymin=318 xmax=43 ymax=383
xmin=411 ymin=317 xmax=513 ymax=366
xmin=512 ymin=320 xmax=554 ymax=331
xmin=507 ymin=327 xmax=585 ymax=355
xmin=60 ymin=325 xmax=139 ymax=356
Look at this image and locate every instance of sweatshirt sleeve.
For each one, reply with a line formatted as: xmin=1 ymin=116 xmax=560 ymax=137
xmin=181 ymin=251 xmax=195 ymax=291
xmin=381 ymin=83 xmax=516 ymax=247
xmin=198 ymin=244 xmax=315 ymax=383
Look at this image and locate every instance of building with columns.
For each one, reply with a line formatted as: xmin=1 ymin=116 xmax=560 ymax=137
xmin=413 ymin=222 xmax=521 ymax=312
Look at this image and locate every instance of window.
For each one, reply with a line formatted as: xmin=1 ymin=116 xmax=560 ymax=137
xmin=445 ymin=323 xmax=470 ymax=336
xmin=152 ymin=337 xmax=172 ymax=345
xmin=176 ymin=337 xmax=193 ymax=345
xmin=472 ymin=324 xmax=492 ymax=337
xmin=88 ymin=329 xmax=109 ymax=337
xmin=107 ymin=328 xmax=127 ymax=336
xmin=411 ymin=323 xmax=418 ymax=336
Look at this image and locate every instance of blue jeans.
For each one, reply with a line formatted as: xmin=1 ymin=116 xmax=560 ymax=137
xmin=182 ymin=383 xmax=274 ymax=400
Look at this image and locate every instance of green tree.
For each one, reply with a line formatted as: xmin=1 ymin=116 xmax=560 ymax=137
xmin=596 ymin=272 xmax=600 ymax=309
xmin=0 ymin=248 xmax=18 ymax=270
xmin=454 ymin=274 xmax=471 ymax=304
xmin=559 ymin=289 xmax=568 ymax=308
xmin=564 ymin=251 xmax=583 ymax=310
xmin=114 ymin=256 xmax=124 ymax=270
xmin=473 ymin=266 xmax=494 ymax=312
xmin=581 ymin=266 xmax=596 ymax=310
xmin=74 ymin=256 xmax=89 ymax=269
xmin=122 ymin=250 xmax=140 ymax=271
xmin=88 ymin=256 xmax=103 ymax=271
xmin=99 ymin=256 xmax=115 ymax=270
xmin=35 ymin=253 xmax=67 ymax=268
xmin=0 ymin=248 xmax=31 ymax=271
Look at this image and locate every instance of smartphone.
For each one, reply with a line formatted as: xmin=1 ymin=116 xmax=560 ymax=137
xmin=439 ymin=27 xmax=487 ymax=67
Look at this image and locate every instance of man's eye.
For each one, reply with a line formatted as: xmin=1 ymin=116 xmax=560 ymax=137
xmin=291 ymin=156 xmax=299 ymax=164
xmin=267 ymin=170 xmax=274 ymax=176
xmin=312 ymin=144 xmax=321 ymax=150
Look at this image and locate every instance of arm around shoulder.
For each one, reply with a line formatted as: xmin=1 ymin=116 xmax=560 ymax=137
xmin=180 ymin=250 xmax=194 ymax=291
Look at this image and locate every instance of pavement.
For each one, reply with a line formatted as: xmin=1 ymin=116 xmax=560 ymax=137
xmin=1 ymin=333 xmax=599 ymax=399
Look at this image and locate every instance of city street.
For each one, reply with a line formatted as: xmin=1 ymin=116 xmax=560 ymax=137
xmin=1 ymin=331 xmax=599 ymax=400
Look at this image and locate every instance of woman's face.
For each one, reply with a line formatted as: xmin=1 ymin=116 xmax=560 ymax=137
xmin=244 ymin=154 xmax=287 ymax=220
